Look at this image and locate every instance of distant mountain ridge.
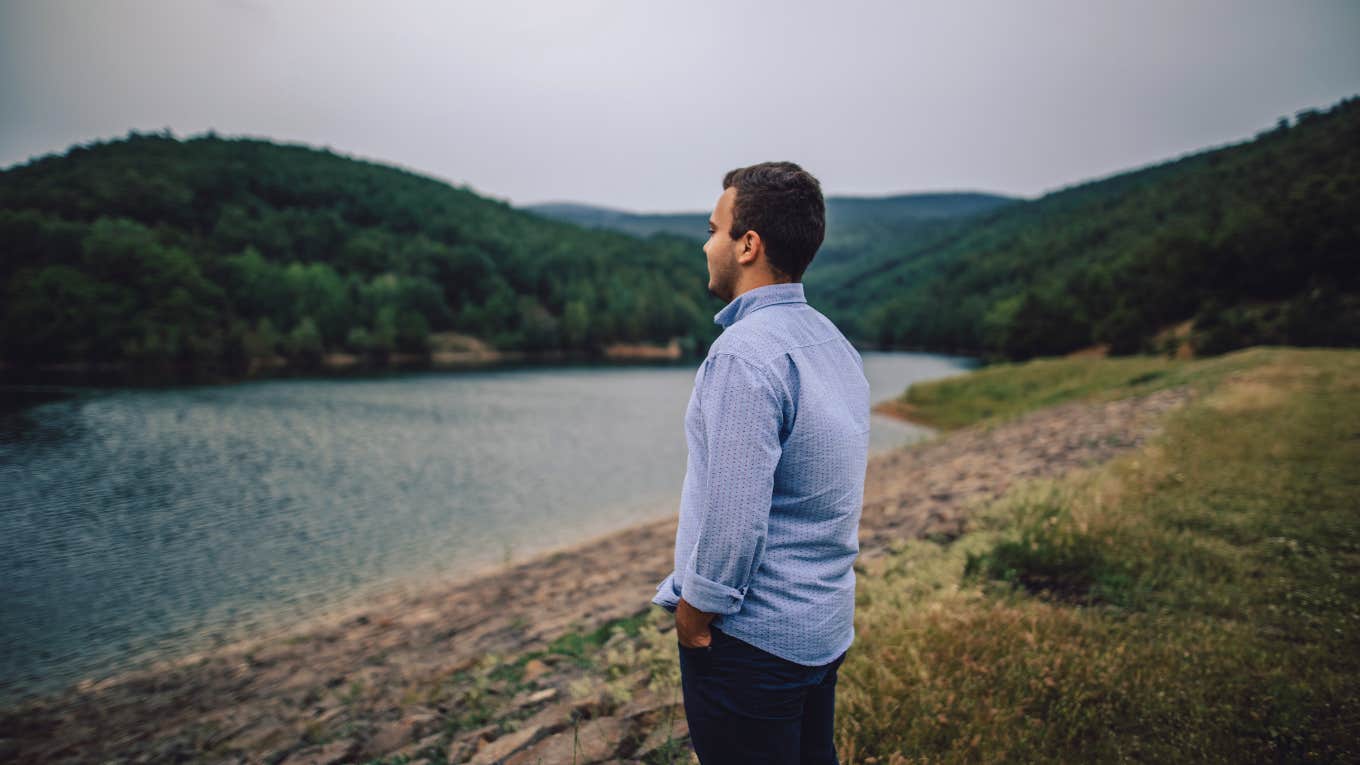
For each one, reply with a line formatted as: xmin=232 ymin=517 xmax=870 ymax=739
xmin=521 ymin=203 xmax=709 ymax=241
xmin=525 ymin=192 xmax=1019 ymax=292
xmin=524 ymin=191 xmax=1017 ymax=242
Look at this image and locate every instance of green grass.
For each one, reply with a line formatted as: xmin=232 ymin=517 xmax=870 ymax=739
xmin=840 ymin=347 xmax=1360 ymax=762
xmin=545 ymin=609 xmax=655 ymax=667
xmin=895 ymin=347 xmax=1296 ymax=430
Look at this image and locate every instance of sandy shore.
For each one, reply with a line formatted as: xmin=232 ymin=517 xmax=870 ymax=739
xmin=0 ymin=385 xmax=1195 ymax=765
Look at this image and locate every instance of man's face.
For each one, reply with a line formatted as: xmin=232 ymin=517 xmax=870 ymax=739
xmin=704 ymin=187 xmax=741 ymax=302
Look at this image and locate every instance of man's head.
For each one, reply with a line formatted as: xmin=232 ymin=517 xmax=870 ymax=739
xmin=704 ymin=161 xmax=826 ymax=302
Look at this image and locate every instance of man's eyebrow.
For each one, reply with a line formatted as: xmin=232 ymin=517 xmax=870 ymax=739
xmin=708 ymin=219 xmax=716 ymax=227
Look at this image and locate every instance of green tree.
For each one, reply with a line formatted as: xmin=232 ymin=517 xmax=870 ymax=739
xmin=284 ymin=316 xmax=324 ymax=366
xmin=242 ymin=317 xmax=280 ymax=359
xmin=562 ymin=299 xmax=590 ymax=348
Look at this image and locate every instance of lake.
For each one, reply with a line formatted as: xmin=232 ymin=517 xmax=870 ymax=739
xmin=0 ymin=351 xmax=974 ymax=703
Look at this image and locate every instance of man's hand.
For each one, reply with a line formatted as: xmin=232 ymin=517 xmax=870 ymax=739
xmin=676 ymin=597 xmax=715 ymax=648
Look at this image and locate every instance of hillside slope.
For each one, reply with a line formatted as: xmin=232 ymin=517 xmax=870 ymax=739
xmin=820 ymin=95 xmax=1360 ymax=360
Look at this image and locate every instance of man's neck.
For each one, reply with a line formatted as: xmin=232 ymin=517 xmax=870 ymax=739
xmin=730 ymin=275 xmax=795 ymax=302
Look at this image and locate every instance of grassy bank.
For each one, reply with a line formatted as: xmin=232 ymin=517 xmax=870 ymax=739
xmin=890 ymin=348 xmax=1293 ymax=431
xmin=839 ymin=347 xmax=1359 ymax=762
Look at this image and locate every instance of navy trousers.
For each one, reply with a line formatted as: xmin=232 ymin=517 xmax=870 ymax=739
xmin=678 ymin=624 xmax=846 ymax=764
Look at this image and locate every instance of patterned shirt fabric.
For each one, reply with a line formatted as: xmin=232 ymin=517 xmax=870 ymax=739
xmin=652 ymin=281 xmax=870 ymax=666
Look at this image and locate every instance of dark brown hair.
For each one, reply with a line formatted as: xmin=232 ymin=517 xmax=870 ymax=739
xmin=722 ymin=161 xmax=826 ymax=282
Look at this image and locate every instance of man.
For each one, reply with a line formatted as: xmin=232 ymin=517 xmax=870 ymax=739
xmin=651 ymin=161 xmax=870 ymax=764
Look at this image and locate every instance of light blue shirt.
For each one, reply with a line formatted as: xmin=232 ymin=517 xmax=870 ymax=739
xmin=651 ymin=281 xmax=870 ymax=666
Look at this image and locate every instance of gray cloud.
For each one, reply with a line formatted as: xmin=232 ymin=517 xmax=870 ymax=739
xmin=2 ymin=0 xmax=1357 ymax=211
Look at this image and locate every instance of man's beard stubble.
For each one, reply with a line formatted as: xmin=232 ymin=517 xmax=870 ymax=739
xmin=707 ymin=252 xmax=737 ymax=303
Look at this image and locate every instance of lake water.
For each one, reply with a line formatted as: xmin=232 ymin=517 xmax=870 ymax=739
xmin=0 ymin=351 xmax=974 ymax=703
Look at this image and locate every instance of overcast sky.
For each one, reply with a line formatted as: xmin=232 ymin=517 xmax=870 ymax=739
xmin=1 ymin=1 xmax=1357 ymax=212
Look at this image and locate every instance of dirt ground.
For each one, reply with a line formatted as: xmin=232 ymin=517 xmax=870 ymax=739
xmin=0 ymin=386 xmax=1195 ymax=765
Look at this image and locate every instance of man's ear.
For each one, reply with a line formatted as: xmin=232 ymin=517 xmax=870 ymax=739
xmin=738 ymin=230 xmax=762 ymax=264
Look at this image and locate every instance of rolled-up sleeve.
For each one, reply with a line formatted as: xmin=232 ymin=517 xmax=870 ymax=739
xmin=679 ymin=352 xmax=783 ymax=615
xmin=651 ymin=571 xmax=680 ymax=613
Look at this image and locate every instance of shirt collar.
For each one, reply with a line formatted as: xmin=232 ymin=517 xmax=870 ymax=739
xmin=713 ymin=282 xmax=807 ymax=328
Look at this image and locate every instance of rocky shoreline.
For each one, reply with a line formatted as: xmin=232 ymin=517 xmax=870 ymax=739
xmin=0 ymin=385 xmax=1195 ymax=765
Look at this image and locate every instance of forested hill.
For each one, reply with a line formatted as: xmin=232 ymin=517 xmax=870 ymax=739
xmin=819 ymin=95 xmax=1360 ymax=360
xmin=0 ymin=133 xmax=721 ymax=374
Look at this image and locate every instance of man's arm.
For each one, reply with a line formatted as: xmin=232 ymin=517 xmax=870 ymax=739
xmin=678 ymin=352 xmax=783 ymax=624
